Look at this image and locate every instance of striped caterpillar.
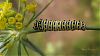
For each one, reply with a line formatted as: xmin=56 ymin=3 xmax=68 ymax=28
xmin=33 ymin=19 xmax=86 ymax=31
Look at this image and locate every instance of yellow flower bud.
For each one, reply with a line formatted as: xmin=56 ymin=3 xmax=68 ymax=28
xmin=15 ymin=13 xmax=23 ymax=22
xmin=2 ymin=2 xmax=12 ymax=12
xmin=26 ymin=2 xmax=37 ymax=12
xmin=0 ymin=11 xmax=4 ymax=19
xmin=0 ymin=22 xmax=6 ymax=30
xmin=0 ymin=18 xmax=7 ymax=23
xmin=16 ymin=22 xmax=23 ymax=30
xmin=8 ymin=17 xmax=16 ymax=25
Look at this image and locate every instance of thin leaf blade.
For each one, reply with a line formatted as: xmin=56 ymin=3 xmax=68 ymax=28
xmin=22 ymin=38 xmax=45 ymax=56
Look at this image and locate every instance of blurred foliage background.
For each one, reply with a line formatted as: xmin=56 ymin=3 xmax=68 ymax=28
xmin=0 ymin=0 xmax=100 ymax=56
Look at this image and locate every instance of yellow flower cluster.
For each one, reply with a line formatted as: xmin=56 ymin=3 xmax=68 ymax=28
xmin=15 ymin=13 xmax=23 ymax=30
xmin=0 ymin=0 xmax=39 ymax=56
xmin=0 ymin=2 xmax=12 ymax=13
xmin=26 ymin=1 xmax=37 ymax=12
xmin=7 ymin=13 xmax=23 ymax=30
xmin=0 ymin=21 xmax=7 ymax=30
xmin=0 ymin=2 xmax=23 ymax=30
xmin=0 ymin=0 xmax=38 ymax=30
xmin=0 ymin=17 xmax=7 ymax=30
xmin=0 ymin=13 xmax=23 ymax=30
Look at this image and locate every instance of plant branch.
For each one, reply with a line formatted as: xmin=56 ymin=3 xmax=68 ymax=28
xmin=22 ymin=42 xmax=29 ymax=56
xmin=18 ymin=41 xmax=21 ymax=56
xmin=26 ymin=29 xmax=43 ymax=34
xmin=18 ymin=0 xmax=21 ymax=12
xmin=86 ymin=26 xmax=100 ymax=30
xmin=26 ymin=26 xmax=100 ymax=34
xmin=22 ymin=2 xmax=26 ymax=23
xmin=22 ymin=38 xmax=45 ymax=56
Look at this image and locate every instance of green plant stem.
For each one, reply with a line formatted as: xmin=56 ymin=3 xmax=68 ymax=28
xmin=25 ymin=0 xmax=54 ymax=27
xmin=22 ymin=2 xmax=26 ymax=23
xmin=18 ymin=0 xmax=21 ymax=12
xmin=23 ymin=29 xmax=43 ymax=34
xmin=86 ymin=26 xmax=100 ymax=30
xmin=22 ymin=38 xmax=45 ymax=56
xmin=26 ymin=26 xmax=100 ymax=33
xmin=22 ymin=42 xmax=29 ymax=56
xmin=18 ymin=41 xmax=21 ymax=56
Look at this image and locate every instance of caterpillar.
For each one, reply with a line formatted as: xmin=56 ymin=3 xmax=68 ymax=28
xmin=33 ymin=19 xmax=86 ymax=31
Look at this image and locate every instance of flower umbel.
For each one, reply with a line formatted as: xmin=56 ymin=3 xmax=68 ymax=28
xmin=0 ymin=0 xmax=53 ymax=56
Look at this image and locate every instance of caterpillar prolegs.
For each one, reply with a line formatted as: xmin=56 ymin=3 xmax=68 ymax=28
xmin=33 ymin=19 xmax=86 ymax=31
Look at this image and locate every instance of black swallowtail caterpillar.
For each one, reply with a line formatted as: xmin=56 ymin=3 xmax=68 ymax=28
xmin=33 ymin=19 xmax=86 ymax=31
